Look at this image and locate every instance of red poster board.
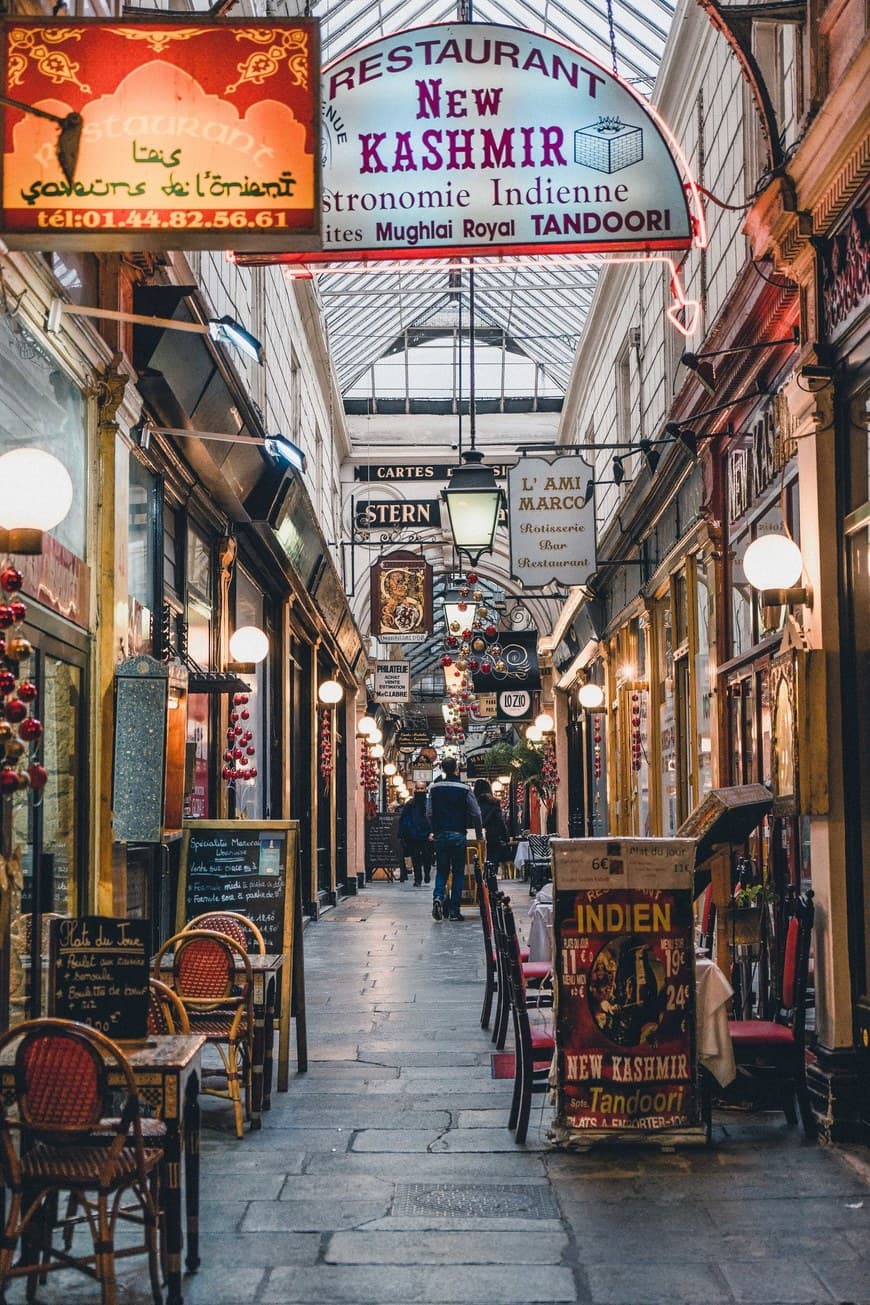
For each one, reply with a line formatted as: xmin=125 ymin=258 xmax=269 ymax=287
xmin=1 ymin=18 xmax=320 ymax=250
xmin=551 ymin=838 xmax=704 ymax=1142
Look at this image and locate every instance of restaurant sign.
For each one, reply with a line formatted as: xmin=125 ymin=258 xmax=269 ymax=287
xmin=1 ymin=19 xmax=320 ymax=250
xmin=508 ymin=453 xmax=596 ymax=586
xmin=315 ymin=22 xmax=697 ymax=260
xmin=550 ymin=838 xmax=701 ymax=1137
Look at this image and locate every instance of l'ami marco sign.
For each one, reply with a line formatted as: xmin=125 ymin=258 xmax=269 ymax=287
xmin=313 ymin=22 xmax=698 ymax=261
xmin=0 ymin=19 xmax=319 ymax=250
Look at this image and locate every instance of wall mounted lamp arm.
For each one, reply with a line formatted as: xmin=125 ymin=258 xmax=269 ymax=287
xmin=682 ymin=325 xmax=799 ymax=365
xmin=0 ymin=94 xmax=81 ymax=185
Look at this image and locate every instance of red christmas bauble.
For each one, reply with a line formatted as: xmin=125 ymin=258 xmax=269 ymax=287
xmin=241 ymin=709 xmax=250 ymax=720
xmin=233 ymin=693 xmax=244 ymax=705
xmin=224 ymin=750 xmax=233 ymax=762
xmin=250 ymin=768 xmax=258 ymax=778
xmin=17 ymin=681 xmax=37 ymax=702
xmin=440 ymin=655 xmax=452 ymax=667
xmin=233 ymin=747 xmax=243 ymax=759
xmin=27 ymin=763 xmax=48 ymax=791
xmin=457 ymin=601 xmax=467 ymax=612
xmin=19 ymin=716 xmax=42 ymax=741
xmin=466 ymin=571 xmax=478 ymax=584
xmin=485 ymin=624 xmax=498 ymax=640
xmin=0 ymin=768 xmax=21 ymax=794
xmin=0 ymin=670 xmax=15 ymax=696
xmin=222 ymin=766 xmax=233 ymax=780
xmin=480 ymin=661 xmax=492 ymax=674
xmin=4 ymin=699 xmax=27 ymax=723
xmin=8 ymin=600 xmax=26 ymax=624
xmin=0 ymin=606 xmax=14 ymax=629
xmin=0 ymin=567 xmax=23 ymax=593
xmin=246 ymin=746 xmax=255 ymax=756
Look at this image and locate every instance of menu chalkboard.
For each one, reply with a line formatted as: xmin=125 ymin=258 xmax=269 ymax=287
xmin=178 ymin=820 xmax=297 ymax=956
xmin=365 ymin=813 xmax=402 ymax=879
xmin=49 ymin=916 xmax=150 ymax=1042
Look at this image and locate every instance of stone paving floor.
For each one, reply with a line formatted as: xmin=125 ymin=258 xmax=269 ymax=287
xmin=5 ymin=879 xmax=869 ymax=1304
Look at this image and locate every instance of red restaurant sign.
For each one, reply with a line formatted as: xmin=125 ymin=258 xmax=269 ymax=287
xmin=0 ymin=18 xmax=320 ymax=250
xmin=551 ymin=838 xmax=701 ymax=1136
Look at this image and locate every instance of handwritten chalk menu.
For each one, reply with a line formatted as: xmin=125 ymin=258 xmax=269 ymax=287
xmin=50 ymin=917 xmax=149 ymax=1041
xmin=365 ymin=813 xmax=402 ymax=879
xmin=179 ymin=820 xmax=297 ymax=957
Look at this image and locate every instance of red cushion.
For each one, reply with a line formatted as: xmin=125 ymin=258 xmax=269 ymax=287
xmin=530 ymin=1028 xmax=555 ymax=1052
xmin=728 ymin=1020 xmax=795 ymax=1048
xmin=522 ymin=961 xmax=551 ymax=984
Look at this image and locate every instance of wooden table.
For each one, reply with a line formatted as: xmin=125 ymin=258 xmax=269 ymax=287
xmin=0 ymin=1032 xmax=204 ymax=1305
xmin=158 ymin=953 xmax=286 ymax=1128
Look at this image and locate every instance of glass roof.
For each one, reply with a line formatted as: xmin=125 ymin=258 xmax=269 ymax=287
xmin=306 ymin=0 xmax=677 ymax=401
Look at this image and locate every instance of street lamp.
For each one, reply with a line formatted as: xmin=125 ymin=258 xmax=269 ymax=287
xmin=317 ymin=679 xmax=344 ymax=705
xmin=227 ymin=625 xmax=269 ymax=674
xmin=578 ymin=681 xmax=606 ymax=836
xmin=442 ymin=450 xmax=502 ymax=566
xmin=578 ymin=682 xmax=605 ymax=711
xmin=0 ymin=448 xmax=73 ymax=554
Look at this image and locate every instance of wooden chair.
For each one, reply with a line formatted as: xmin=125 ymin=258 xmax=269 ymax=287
xmin=154 ymin=929 xmax=254 ymax=1138
xmin=727 ymin=890 xmax=816 ymax=1137
xmin=487 ymin=871 xmax=552 ymax=1051
xmin=0 ymin=1019 xmax=162 ymax=1305
xmin=497 ymin=898 xmax=555 ymax=1144
xmin=475 ymin=865 xmax=538 ymax=1033
xmin=183 ymin=910 xmax=266 ymax=955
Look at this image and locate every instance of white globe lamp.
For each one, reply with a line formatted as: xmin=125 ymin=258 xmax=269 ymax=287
xmin=0 ymin=448 xmax=73 ymax=554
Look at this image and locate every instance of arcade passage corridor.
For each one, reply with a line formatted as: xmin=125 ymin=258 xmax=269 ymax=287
xmin=8 ymin=885 xmax=867 ymax=1305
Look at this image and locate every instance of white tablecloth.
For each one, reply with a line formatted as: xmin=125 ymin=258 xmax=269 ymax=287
xmin=695 ymin=956 xmax=736 ymax=1087
xmin=514 ymin=840 xmax=530 ymax=871
xmin=521 ymin=903 xmax=736 ymax=1086
xmin=527 ymin=883 xmax=553 ymax=962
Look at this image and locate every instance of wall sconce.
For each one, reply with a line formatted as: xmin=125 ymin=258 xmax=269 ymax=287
xmin=497 ymin=773 xmax=512 ymax=785
xmin=638 ymin=439 xmax=660 ymax=475
xmin=318 ymin=678 xmax=344 ymax=705
xmin=369 ymin=743 xmax=384 ymax=759
xmin=367 ymin=726 xmax=383 ymax=746
xmin=47 ymin=299 xmax=264 ymax=365
xmin=525 ymin=724 xmax=543 ymax=743
xmin=383 ymin=762 xmax=398 ymax=777
xmin=534 ymin=711 xmax=554 ymax=733
xmin=743 ymin=534 xmax=812 ymax=627
xmin=357 ymin=714 xmax=377 ymax=737
xmin=492 ymin=781 xmax=503 ymax=796
xmin=227 ymin=625 xmax=269 ymax=674
xmin=680 ymin=327 xmax=798 ymax=395
xmin=578 ymin=682 xmax=606 ymax=712
xmin=0 ymin=448 xmax=73 ymax=555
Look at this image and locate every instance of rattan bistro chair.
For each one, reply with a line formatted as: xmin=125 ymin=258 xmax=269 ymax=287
xmin=154 ymin=929 xmax=254 ymax=1138
xmin=183 ymin=911 xmax=266 ymax=956
xmin=0 ymin=1019 xmax=162 ymax=1305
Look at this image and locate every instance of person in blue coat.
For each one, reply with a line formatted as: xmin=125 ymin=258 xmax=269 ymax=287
xmin=426 ymin=756 xmax=483 ymax=921
xmin=398 ymin=783 xmax=433 ymax=886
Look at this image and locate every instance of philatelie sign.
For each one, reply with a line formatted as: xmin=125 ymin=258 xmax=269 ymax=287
xmin=0 ymin=19 xmax=319 ymax=250
xmin=508 ymin=453 xmax=596 ymax=586
xmin=317 ymin=22 xmax=694 ymax=259
xmin=374 ymin=660 xmax=411 ymax=702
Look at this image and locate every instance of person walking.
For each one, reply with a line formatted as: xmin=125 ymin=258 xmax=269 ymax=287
xmin=398 ymin=783 xmax=433 ymax=886
xmin=427 ymin=756 xmax=482 ymax=921
xmin=473 ymin=778 xmax=511 ymax=873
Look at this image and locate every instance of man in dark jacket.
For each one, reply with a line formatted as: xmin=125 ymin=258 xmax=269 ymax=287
xmin=398 ymin=783 xmax=433 ymax=886
xmin=426 ymin=756 xmax=482 ymax=921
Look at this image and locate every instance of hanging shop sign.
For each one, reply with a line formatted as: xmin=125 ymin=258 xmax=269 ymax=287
xmin=370 ymin=549 xmax=433 ymax=643
xmin=353 ymin=462 xmax=511 ymax=481
xmin=374 ymin=659 xmax=411 ymax=702
xmin=550 ymin=838 xmax=702 ymax=1141
xmin=497 ymin=688 xmax=533 ymax=721
xmin=0 ymin=18 xmax=320 ymax=250
xmin=315 ymin=22 xmax=697 ymax=260
xmin=471 ymin=629 xmax=540 ymax=693
xmin=354 ymin=498 xmax=442 ymax=531
xmin=508 ymin=452 xmax=596 ymax=586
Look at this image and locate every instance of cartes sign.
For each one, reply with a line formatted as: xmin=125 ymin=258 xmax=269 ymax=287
xmin=316 ymin=22 xmax=696 ymax=260
xmin=508 ymin=453 xmax=596 ymax=586
xmin=0 ymin=18 xmax=320 ymax=250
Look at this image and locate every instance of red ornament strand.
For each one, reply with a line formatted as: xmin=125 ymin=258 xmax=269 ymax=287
xmin=319 ymin=709 xmax=333 ymax=787
xmin=222 ymin=692 xmax=257 ymax=785
xmin=0 ymin=569 xmax=46 ymax=796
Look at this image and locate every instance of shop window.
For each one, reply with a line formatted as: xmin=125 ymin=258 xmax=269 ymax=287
xmin=0 ymin=315 xmax=86 ymax=559
xmin=187 ymin=526 xmax=212 ymax=604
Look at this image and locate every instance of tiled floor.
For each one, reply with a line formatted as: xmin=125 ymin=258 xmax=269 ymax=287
xmin=4 ymin=880 xmax=869 ymax=1303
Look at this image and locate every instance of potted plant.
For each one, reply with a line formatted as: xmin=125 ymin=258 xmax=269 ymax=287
xmin=724 ymin=882 xmax=767 ymax=945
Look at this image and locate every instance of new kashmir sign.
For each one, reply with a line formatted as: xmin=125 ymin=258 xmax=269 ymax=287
xmin=316 ymin=22 xmax=695 ymax=259
xmin=0 ymin=19 xmax=320 ymax=250
xmin=508 ymin=453 xmax=597 ymax=587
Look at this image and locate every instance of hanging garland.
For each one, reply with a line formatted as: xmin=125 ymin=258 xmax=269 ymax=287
xmin=540 ymin=735 xmax=560 ymax=812
xmin=359 ymin=738 xmax=379 ymax=819
xmin=319 ymin=708 xmax=333 ymax=788
xmin=0 ymin=566 xmax=47 ymax=796
xmin=593 ymin=714 xmax=603 ymax=780
xmin=222 ymin=691 xmax=257 ymax=785
xmin=630 ymin=690 xmax=643 ymax=772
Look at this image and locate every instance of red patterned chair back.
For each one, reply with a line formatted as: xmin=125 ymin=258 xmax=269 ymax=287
xmin=174 ymin=932 xmax=237 ymax=1001
xmin=148 ymin=978 xmax=191 ymax=1035
xmin=18 ymin=1027 xmax=105 ymax=1133
xmin=184 ymin=911 xmax=266 ymax=955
